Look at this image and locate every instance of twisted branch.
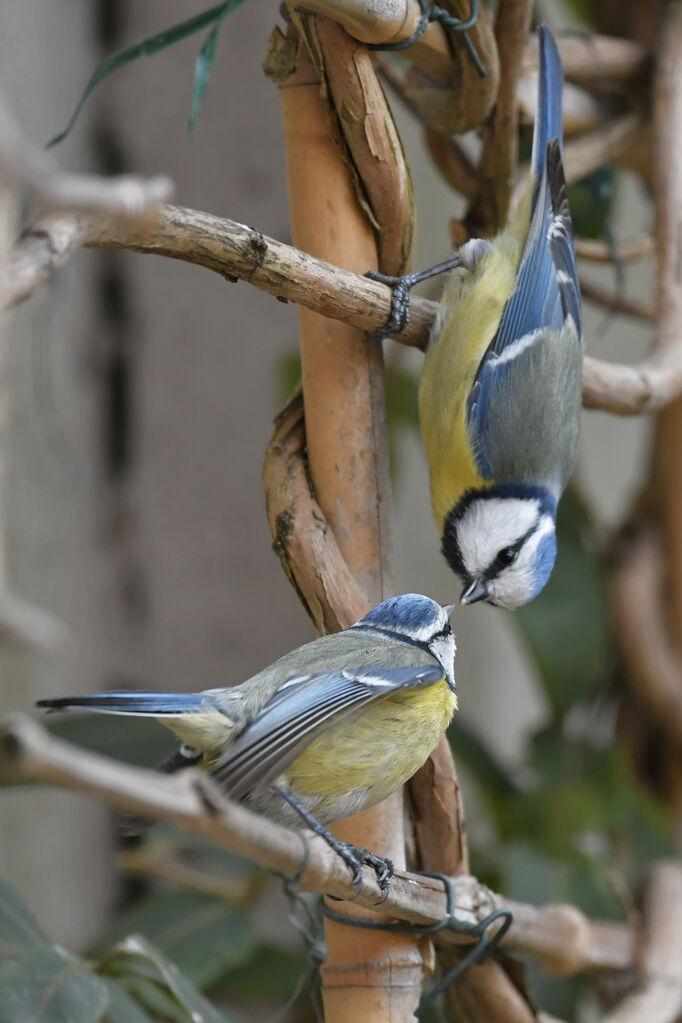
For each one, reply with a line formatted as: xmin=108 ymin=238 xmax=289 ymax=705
xmin=0 ymin=712 xmax=636 ymax=976
xmin=5 ymin=204 xmax=680 ymax=416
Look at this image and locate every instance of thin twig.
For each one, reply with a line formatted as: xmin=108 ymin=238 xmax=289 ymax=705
xmin=0 ymin=95 xmax=172 ymax=218
xmin=562 ymin=112 xmax=646 ymax=185
xmin=116 ymin=847 xmax=266 ymax=903
xmin=611 ymin=526 xmax=682 ymax=747
xmin=423 ymin=127 xmax=477 ymax=198
xmin=601 ymin=862 xmax=682 ymax=1023
xmin=579 ymin=278 xmax=655 ymax=322
xmin=6 ymin=205 xmax=682 ymax=415
xmin=574 ymin=235 xmax=654 ymax=264
xmin=521 ymin=33 xmax=649 ymax=91
xmin=0 ymin=713 xmax=636 ymax=975
xmin=466 ymin=0 xmax=532 ymax=235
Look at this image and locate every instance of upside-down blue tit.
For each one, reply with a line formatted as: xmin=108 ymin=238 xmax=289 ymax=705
xmin=370 ymin=26 xmax=583 ymax=609
xmin=38 ymin=594 xmax=456 ymax=897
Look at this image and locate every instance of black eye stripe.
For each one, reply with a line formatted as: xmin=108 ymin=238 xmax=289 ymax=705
xmin=485 ymin=527 xmax=536 ymax=580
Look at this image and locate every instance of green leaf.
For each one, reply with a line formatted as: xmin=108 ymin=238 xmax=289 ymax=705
xmin=92 ymin=891 xmax=254 ymax=990
xmin=101 ymin=978 xmax=154 ymax=1023
xmin=514 ymin=489 xmax=611 ymax=719
xmin=189 ymin=26 xmax=220 ymax=135
xmin=0 ymin=876 xmax=49 ymax=948
xmin=215 ymin=944 xmax=306 ymax=999
xmin=0 ymin=946 xmax=109 ymax=1023
xmin=49 ymin=0 xmax=249 ymax=147
xmin=112 ymin=976 xmax=189 ymax=1023
xmin=106 ymin=934 xmax=237 ymax=1023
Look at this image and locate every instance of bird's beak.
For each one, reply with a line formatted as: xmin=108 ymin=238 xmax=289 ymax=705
xmin=460 ymin=579 xmax=489 ymax=605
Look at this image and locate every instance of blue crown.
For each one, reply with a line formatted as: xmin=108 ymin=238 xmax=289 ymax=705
xmin=356 ymin=594 xmax=445 ymax=637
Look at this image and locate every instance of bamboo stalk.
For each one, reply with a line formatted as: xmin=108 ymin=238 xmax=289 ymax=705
xmin=273 ymin=28 xmax=424 ymax=1022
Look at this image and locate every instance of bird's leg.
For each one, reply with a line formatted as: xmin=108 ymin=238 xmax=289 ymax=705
xmin=277 ymin=785 xmax=394 ymax=903
xmin=365 ymin=255 xmax=465 ymax=340
xmin=156 ymin=743 xmax=203 ymax=774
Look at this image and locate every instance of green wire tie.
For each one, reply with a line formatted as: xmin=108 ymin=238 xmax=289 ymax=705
xmin=319 ymin=870 xmax=513 ymax=1017
xmin=279 ymin=0 xmax=486 ymax=77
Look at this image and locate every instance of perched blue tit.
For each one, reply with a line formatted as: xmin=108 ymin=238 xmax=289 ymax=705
xmin=370 ymin=26 xmax=582 ymax=609
xmin=423 ymin=25 xmax=582 ymax=608
xmin=38 ymin=593 xmax=456 ymax=896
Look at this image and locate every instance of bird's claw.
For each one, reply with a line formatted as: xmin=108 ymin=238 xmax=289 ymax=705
xmin=331 ymin=838 xmax=394 ymax=903
xmin=364 ymin=270 xmax=416 ymax=340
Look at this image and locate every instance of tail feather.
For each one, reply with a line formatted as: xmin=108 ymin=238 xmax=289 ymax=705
xmin=531 ymin=25 xmax=563 ymax=182
xmin=37 ymin=691 xmax=206 ymax=716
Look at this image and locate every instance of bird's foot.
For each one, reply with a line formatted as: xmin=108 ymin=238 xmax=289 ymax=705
xmin=364 ymin=270 xmax=419 ymax=340
xmin=359 ymin=847 xmax=394 ymax=903
xmin=275 ymin=784 xmax=393 ymax=902
xmin=324 ymin=835 xmax=393 ymax=903
xmin=365 ymin=256 xmax=465 ymax=341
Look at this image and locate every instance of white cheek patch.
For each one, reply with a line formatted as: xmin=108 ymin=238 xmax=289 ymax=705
xmin=489 ymin=515 xmax=554 ymax=609
xmin=429 ymin=633 xmax=456 ymax=689
xmin=456 ymin=498 xmax=541 ymax=579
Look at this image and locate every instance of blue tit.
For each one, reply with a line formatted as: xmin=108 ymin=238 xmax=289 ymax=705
xmin=38 ymin=593 xmax=456 ymax=896
xmin=369 ymin=26 xmax=582 ymax=609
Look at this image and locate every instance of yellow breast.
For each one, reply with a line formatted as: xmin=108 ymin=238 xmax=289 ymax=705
xmin=418 ymin=191 xmax=531 ymax=530
xmin=284 ymin=679 xmax=457 ymax=812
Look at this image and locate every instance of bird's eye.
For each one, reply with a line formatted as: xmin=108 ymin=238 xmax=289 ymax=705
xmin=498 ymin=546 xmax=518 ymax=566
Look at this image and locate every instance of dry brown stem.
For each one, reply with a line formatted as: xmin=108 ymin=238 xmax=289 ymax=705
xmin=650 ymin=0 xmax=682 ymax=647
xmin=521 ymin=33 xmax=649 ymax=91
xmin=443 ymin=958 xmax=541 ymax=1023
xmin=466 ymin=0 xmax=532 ymax=236
xmin=262 ymin=393 xmax=370 ymax=634
xmin=562 ymin=112 xmax=646 ymax=186
xmin=0 ymin=95 xmax=172 ymax=218
xmin=423 ymin=126 xmax=477 ymax=198
xmin=283 ymin=0 xmax=456 ymax=82
xmin=6 ymin=204 xmax=682 ymax=415
xmin=289 ymin=14 xmax=415 ymax=276
xmin=611 ymin=525 xmax=682 ymax=747
xmin=408 ymin=735 xmax=468 ymax=876
xmin=574 ymin=235 xmax=654 ymax=264
xmin=373 ymin=0 xmax=500 ymax=135
xmin=0 ymin=712 xmax=637 ymax=976
xmin=409 ymin=736 xmax=539 ymax=1019
xmin=579 ymin=277 xmax=655 ymax=323
xmin=0 ymin=115 xmax=70 ymax=649
xmin=601 ymin=862 xmax=682 ymax=1023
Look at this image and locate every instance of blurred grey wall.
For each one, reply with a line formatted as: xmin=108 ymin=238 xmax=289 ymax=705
xmin=0 ymin=0 xmax=653 ymax=948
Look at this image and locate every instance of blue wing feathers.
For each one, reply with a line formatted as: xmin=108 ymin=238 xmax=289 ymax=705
xmin=211 ymin=663 xmax=442 ymax=799
xmin=36 ymin=691 xmax=207 ymax=715
xmin=466 ymin=26 xmax=581 ymax=480
xmin=532 ymin=25 xmax=563 ymax=182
